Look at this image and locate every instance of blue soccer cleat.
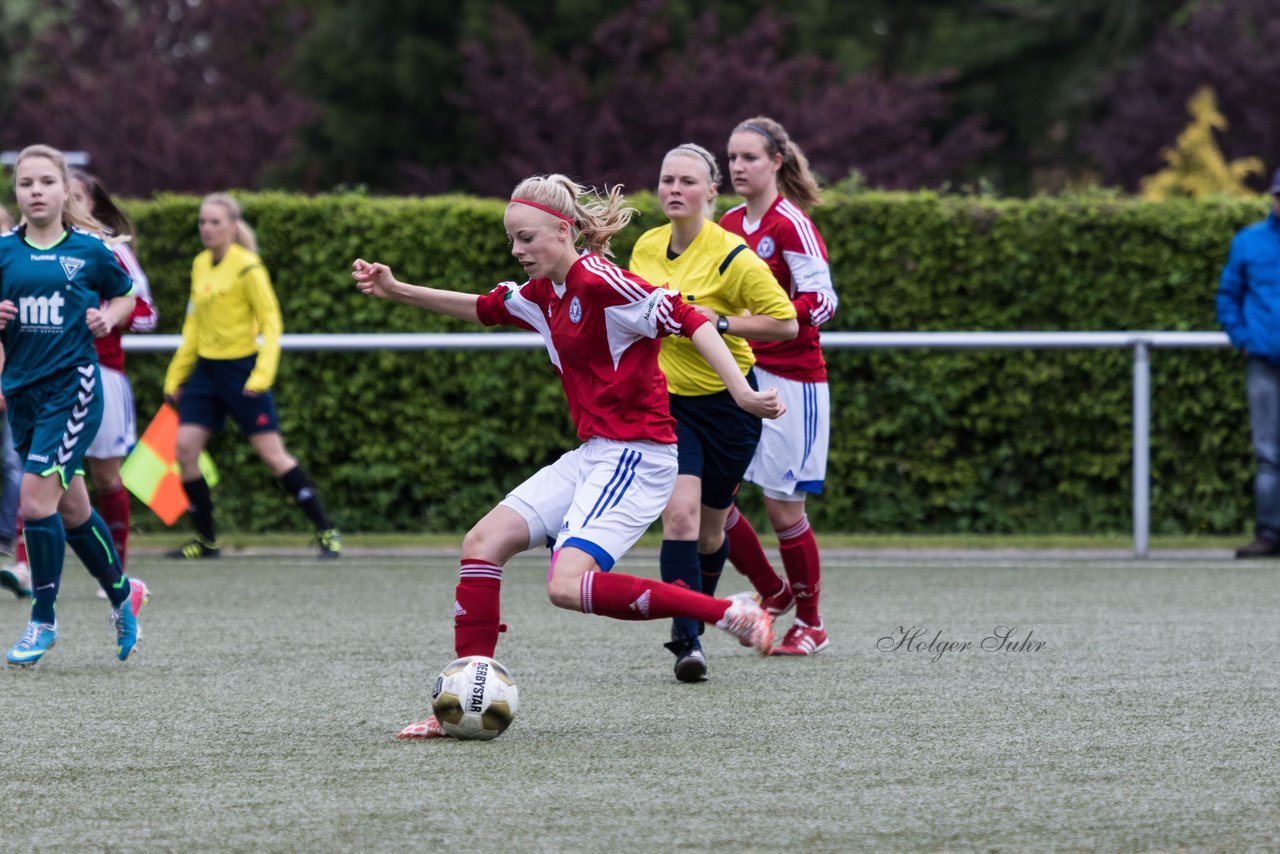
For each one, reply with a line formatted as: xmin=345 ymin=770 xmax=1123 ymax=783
xmin=7 ymin=621 xmax=57 ymax=666
xmin=110 ymin=596 xmax=141 ymax=662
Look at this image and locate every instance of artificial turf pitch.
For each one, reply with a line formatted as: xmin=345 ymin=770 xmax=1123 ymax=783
xmin=1 ymin=551 xmax=1277 ymax=851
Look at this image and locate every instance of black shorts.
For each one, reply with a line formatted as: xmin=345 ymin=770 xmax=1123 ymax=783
xmin=668 ymin=370 xmax=762 ymax=509
xmin=178 ymin=356 xmax=281 ymax=436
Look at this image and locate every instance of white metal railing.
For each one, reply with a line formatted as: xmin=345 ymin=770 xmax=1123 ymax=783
xmin=125 ymin=330 xmax=1235 ymax=557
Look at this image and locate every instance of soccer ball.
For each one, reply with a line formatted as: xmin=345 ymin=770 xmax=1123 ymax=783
xmin=431 ymin=655 xmax=520 ymax=741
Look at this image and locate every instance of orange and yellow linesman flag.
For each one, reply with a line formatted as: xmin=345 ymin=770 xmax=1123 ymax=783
xmin=120 ymin=404 xmax=219 ymax=526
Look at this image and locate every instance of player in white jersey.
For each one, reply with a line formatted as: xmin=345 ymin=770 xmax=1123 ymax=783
xmin=72 ymin=171 xmax=156 ymax=582
xmin=720 ymin=116 xmax=839 ymax=656
xmin=351 ymin=174 xmax=785 ymax=739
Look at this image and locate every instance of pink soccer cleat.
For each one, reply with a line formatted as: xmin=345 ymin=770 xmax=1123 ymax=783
xmin=771 ymin=619 xmax=829 ymax=656
xmin=715 ymin=592 xmax=773 ymax=655
xmin=396 ymin=714 xmax=447 ymax=740
xmin=127 ymin=579 xmax=150 ymax=618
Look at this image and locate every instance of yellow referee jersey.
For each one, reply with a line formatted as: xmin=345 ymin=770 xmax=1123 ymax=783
xmin=163 ymin=243 xmax=283 ymax=395
xmin=630 ymin=220 xmax=796 ymax=396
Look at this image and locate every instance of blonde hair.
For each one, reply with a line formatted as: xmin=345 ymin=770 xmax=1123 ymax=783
xmin=664 ymin=143 xmax=721 ymax=218
xmin=14 ymin=144 xmax=112 ymax=237
xmin=733 ymin=116 xmax=822 ymax=210
xmin=0 ymin=205 xmax=13 ymax=232
xmin=508 ymin=174 xmax=635 ymax=257
xmin=201 ymin=192 xmax=258 ymax=253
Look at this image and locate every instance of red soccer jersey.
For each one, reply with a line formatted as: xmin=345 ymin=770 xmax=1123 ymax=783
xmin=474 ymin=253 xmax=709 ymax=444
xmin=94 ymin=241 xmax=157 ymax=372
xmin=720 ymin=196 xmax=836 ymax=382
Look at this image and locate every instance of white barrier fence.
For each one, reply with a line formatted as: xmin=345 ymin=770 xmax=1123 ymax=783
xmin=125 ymin=330 xmax=1234 ymax=557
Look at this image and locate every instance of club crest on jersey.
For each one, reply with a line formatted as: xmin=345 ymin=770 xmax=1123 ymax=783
xmin=59 ymin=256 xmax=85 ymax=281
xmin=569 ymin=296 xmax=583 ymax=323
xmin=756 ymin=236 xmax=776 ymax=260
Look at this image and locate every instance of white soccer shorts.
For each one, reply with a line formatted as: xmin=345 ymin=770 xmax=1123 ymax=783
xmin=501 ymin=437 xmax=677 ymax=570
xmin=85 ymin=366 xmax=137 ymax=459
xmin=743 ymin=366 xmax=830 ymax=501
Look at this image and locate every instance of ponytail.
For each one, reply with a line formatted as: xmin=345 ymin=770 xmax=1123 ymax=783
xmin=202 ymin=193 xmax=258 ymax=253
xmin=508 ymin=175 xmax=636 ymax=258
xmin=71 ymin=170 xmax=135 ymax=241
xmin=734 ymin=116 xmax=822 ymax=211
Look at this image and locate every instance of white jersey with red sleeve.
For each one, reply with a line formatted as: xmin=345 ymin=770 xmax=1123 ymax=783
xmin=720 ymin=196 xmax=836 ymax=382
xmin=94 ymin=240 xmax=157 ymax=372
xmin=473 ymin=252 xmax=710 ymax=444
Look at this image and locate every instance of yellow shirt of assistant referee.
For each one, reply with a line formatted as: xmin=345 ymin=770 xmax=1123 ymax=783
xmin=630 ymin=220 xmax=796 ymax=396
xmin=163 ymin=242 xmax=283 ymax=395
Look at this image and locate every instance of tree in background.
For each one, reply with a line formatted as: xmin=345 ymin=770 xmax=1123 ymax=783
xmin=0 ymin=0 xmax=1230 ymax=197
xmin=289 ymin=0 xmax=1188 ymax=196
xmin=1081 ymin=0 xmax=1280 ymax=192
xmin=284 ymin=1 xmax=472 ymax=194
xmin=0 ymin=0 xmax=313 ymax=196
xmin=453 ymin=3 xmax=999 ymax=195
xmin=1139 ymin=87 xmax=1263 ymax=200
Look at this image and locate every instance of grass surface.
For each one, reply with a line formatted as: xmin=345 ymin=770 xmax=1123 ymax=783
xmin=1 ymin=551 xmax=1277 ymax=851
xmin=131 ymin=530 xmax=1246 ymax=552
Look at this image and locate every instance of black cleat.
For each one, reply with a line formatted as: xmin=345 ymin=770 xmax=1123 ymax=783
xmin=167 ymin=538 xmax=221 ymax=560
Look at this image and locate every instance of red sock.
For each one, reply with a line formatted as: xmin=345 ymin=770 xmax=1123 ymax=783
xmin=97 ymin=485 xmax=131 ymax=570
xmin=453 ymin=559 xmax=505 ymax=658
xmin=580 ymin=571 xmax=728 ymax=624
xmin=778 ymin=516 xmax=822 ymax=625
xmin=15 ymin=512 xmax=26 ymax=565
xmin=724 ymin=506 xmax=785 ymax=598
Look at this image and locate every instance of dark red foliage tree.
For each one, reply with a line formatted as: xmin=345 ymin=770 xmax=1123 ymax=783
xmin=454 ymin=1 xmax=998 ymax=196
xmin=1080 ymin=0 xmax=1280 ymax=190
xmin=2 ymin=0 xmax=314 ymax=196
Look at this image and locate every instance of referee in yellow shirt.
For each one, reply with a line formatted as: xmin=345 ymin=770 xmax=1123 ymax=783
xmin=630 ymin=143 xmax=797 ymax=681
xmin=163 ymin=193 xmax=341 ymax=560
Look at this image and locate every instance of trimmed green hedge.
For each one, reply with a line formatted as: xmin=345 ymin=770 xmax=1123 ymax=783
xmin=117 ymin=191 xmax=1265 ymax=535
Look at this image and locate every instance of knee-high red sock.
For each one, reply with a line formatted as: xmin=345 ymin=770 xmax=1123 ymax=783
xmin=15 ymin=512 xmax=26 ymax=566
xmin=454 ymin=559 xmax=505 ymax=658
xmin=97 ymin=485 xmax=131 ymax=570
xmin=579 ymin=570 xmax=728 ymax=624
xmin=778 ymin=516 xmax=822 ymax=625
xmin=724 ymin=506 xmax=785 ymax=598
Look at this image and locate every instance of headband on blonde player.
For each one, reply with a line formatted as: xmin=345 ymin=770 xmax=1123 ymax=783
xmin=507 ymin=175 xmax=637 ymax=258
xmin=510 ymin=197 xmax=576 ymax=225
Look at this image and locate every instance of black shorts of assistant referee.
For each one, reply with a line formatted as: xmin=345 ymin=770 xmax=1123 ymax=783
xmin=178 ymin=355 xmax=281 ymax=435
xmin=668 ymin=369 xmax=762 ymax=510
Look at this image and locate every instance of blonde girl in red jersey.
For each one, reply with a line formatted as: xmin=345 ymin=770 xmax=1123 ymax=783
xmin=352 ymin=174 xmax=784 ymax=739
xmin=720 ymin=116 xmax=839 ymax=656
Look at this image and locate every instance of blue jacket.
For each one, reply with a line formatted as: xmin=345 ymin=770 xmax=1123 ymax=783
xmin=1218 ymin=212 xmax=1280 ymax=359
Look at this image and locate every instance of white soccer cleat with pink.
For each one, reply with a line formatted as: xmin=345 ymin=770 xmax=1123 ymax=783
xmin=715 ymin=592 xmax=774 ymax=655
xmin=396 ymin=714 xmax=447 ymax=740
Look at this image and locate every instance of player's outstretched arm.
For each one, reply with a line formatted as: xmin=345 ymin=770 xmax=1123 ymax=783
xmin=688 ymin=324 xmax=786 ymax=420
xmin=0 ymin=300 xmax=16 ymax=331
xmin=352 ymin=259 xmax=481 ymax=324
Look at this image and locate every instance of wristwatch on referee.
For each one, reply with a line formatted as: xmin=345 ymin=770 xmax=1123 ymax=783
xmin=716 ymin=315 xmax=730 ymax=335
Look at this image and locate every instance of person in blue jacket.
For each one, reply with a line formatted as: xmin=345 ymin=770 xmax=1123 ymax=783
xmin=1217 ymin=167 xmax=1280 ymax=558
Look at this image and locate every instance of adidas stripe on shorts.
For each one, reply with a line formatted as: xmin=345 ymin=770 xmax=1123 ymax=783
xmin=85 ymin=365 xmax=137 ymax=459
xmin=501 ymin=437 xmax=678 ymax=571
xmin=743 ymin=365 xmax=830 ymax=501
